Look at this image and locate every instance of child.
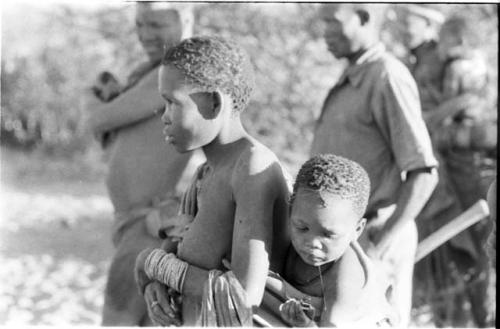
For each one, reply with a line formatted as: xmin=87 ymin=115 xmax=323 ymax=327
xmin=134 ymin=36 xmax=290 ymax=326
xmin=257 ymin=154 xmax=396 ymax=327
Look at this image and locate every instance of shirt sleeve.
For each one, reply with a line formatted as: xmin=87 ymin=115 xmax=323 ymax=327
xmin=372 ymin=59 xmax=438 ymax=173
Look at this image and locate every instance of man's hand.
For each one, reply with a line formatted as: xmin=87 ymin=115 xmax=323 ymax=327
xmin=279 ymin=299 xmax=316 ymax=327
xmin=134 ymin=248 xmax=154 ymax=295
xmin=144 ymin=282 xmax=182 ymax=326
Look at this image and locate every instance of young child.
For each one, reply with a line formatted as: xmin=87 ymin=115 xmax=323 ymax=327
xmin=134 ymin=36 xmax=290 ymax=326
xmin=257 ymin=154 xmax=396 ymax=327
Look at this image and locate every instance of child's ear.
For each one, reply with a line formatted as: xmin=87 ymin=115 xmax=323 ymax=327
xmin=212 ymin=91 xmax=223 ymax=117
xmin=355 ymin=217 xmax=366 ymax=238
xmin=355 ymin=9 xmax=370 ymax=26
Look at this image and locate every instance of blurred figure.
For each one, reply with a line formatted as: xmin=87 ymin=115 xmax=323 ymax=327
xmin=486 ymin=179 xmax=496 ymax=268
xmin=91 ymin=71 xmax=122 ymax=150
xmin=401 ymin=5 xmax=467 ymax=327
xmin=83 ymin=3 xmax=203 ymax=325
xmin=404 ymin=4 xmax=445 ymax=114
xmin=311 ymin=4 xmax=438 ymax=326
xmin=418 ymin=14 xmax=497 ymax=327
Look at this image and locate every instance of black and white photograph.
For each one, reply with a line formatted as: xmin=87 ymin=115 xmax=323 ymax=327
xmin=0 ymin=0 xmax=497 ymax=327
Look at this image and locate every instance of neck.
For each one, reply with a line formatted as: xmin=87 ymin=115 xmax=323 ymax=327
xmin=346 ymin=39 xmax=378 ymax=64
xmin=202 ymin=115 xmax=248 ymax=167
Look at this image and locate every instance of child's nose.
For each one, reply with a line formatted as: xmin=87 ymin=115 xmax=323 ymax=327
xmin=305 ymin=236 xmax=322 ymax=250
xmin=161 ymin=106 xmax=172 ymax=125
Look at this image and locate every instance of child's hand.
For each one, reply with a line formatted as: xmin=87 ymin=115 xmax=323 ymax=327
xmin=144 ymin=281 xmax=182 ymax=326
xmin=279 ymin=299 xmax=315 ymax=327
xmin=134 ymin=248 xmax=154 ymax=295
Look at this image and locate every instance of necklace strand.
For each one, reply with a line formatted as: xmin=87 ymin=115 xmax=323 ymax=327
xmin=317 ymin=265 xmax=328 ymax=315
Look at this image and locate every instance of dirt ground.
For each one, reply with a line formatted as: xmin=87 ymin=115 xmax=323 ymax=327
xmin=0 ymin=148 xmax=114 ymax=325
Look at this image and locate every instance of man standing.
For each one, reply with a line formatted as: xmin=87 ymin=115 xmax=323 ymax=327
xmin=83 ymin=3 xmax=203 ymax=325
xmin=311 ymin=4 xmax=438 ymax=326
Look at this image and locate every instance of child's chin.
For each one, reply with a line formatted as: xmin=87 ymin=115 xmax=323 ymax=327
xmin=301 ymin=254 xmax=332 ymax=267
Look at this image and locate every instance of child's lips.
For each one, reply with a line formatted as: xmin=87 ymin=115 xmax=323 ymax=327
xmin=299 ymin=249 xmax=324 ymax=263
xmin=162 ymin=127 xmax=174 ymax=143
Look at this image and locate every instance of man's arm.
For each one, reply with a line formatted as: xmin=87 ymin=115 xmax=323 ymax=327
xmin=371 ymin=63 xmax=439 ymax=257
xmin=369 ymin=168 xmax=438 ymax=258
xmin=84 ymin=67 xmax=164 ymax=135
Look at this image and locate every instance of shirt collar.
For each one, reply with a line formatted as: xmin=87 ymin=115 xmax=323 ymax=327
xmin=336 ymin=43 xmax=386 ymax=88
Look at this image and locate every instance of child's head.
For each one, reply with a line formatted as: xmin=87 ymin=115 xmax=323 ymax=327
xmin=438 ymin=15 xmax=480 ymax=60
xmin=159 ymin=36 xmax=255 ymax=153
xmin=290 ymin=154 xmax=370 ymax=266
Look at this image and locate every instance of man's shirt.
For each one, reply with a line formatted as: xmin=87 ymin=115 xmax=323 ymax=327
xmin=311 ymin=44 xmax=438 ymax=214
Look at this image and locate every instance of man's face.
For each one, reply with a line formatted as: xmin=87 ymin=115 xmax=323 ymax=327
xmin=135 ymin=7 xmax=183 ymax=62
xmin=159 ymin=65 xmax=222 ymax=153
xmin=290 ymin=188 xmax=364 ymax=266
xmin=406 ymin=15 xmax=430 ymax=49
xmin=320 ymin=5 xmax=364 ymax=59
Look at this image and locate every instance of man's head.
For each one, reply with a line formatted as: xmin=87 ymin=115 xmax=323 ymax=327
xmin=319 ymin=3 xmax=387 ymax=60
xmin=438 ymin=15 xmax=480 ymax=60
xmin=159 ymin=36 xmax=255 ymax=153
xmin=404 ymin=5 xmax=444 ymax=49
xmin=135 ymin=2 xmax=194 ymax=62
xmin=289 ymin=154 xmax=370 ymax=266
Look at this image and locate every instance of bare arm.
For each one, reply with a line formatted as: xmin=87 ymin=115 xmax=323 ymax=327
xmin=84 ymin=67 xmax=164 ymax=135
xmin=424 ymin=93 xmax=478 ymax=131
xmin=370 ymin=168 xmax=438 ymax=257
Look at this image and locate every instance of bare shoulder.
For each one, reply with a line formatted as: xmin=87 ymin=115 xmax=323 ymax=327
xmin=230 ymin=138 xmax=289 ymax=197
xmin=326 ymin=246 xmax=366 ymax=301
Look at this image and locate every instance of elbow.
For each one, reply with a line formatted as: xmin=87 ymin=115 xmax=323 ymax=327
xmin=426 ymin=168 xmax=439 ymax=194
xmin=245 ymin=285 xmax=265 ymax=308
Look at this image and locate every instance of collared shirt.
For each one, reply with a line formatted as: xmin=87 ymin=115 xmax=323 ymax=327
xmin=311 ymin=44 xmax=438 ymax=214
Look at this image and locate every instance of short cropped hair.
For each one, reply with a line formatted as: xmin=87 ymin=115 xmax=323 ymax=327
xmin=162 ymin=36 xmax=255 ymax=113
xmin=291 ymin=154 xmax=371 ymax=217
xmin=321 ymin=3 xmax=388 ymax=33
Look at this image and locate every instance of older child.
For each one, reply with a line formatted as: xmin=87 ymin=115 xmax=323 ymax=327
xmin=257 ymin=154 xmax=396 ymax=327
xmin=134 ymin=36 xmax=290 ymax=326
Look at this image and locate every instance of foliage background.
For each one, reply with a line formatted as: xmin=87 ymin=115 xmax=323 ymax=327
xmin=0 ymin=1 xmax=497 ymax=326
xmin=3 ymin=2 xmax=496 ymax=172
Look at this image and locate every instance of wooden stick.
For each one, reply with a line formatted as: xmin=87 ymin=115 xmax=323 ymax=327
xmin=415 ymin=199 xmax=490 ymax=263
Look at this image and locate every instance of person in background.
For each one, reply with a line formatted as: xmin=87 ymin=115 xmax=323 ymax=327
xmin=311 ymin=4 xmax=438 ymax=326
xmin=426 ymin=14 xmax=497 ymax=327
xmin=404 ymin=4 xmax=445 ymax=114
xmin=83 ymin=3 xmax=204 ymax=325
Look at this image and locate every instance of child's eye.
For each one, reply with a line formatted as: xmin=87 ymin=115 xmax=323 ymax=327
xmin=294 ymin=225 xmax=308 ymax=232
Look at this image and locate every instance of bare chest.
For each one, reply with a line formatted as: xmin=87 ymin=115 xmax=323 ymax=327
xmin=177 ymin=172 xmax=236 ymax=270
